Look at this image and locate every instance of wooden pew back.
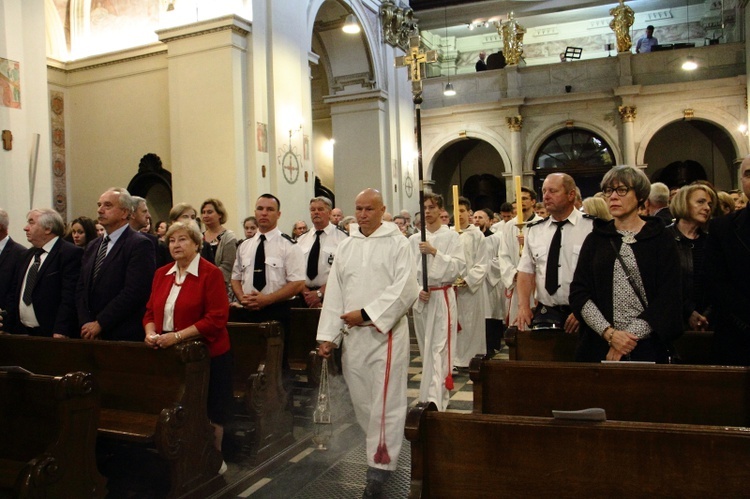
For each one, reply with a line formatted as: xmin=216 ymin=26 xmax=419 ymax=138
xmin=0 ymin=370 xmax=106 ymax=498
xmin=225 ymin=321 xmax=294 ymax=462
xmin=504 ymin=327 xmax=716 ymax=364
xmin=470 ymin=358 xmax=750 ymax=426
xmin=0 ymin=335 xmax=221 ymax=499
xmin=406 ymin=403 xmax=750 ymax=498
xmin=288 ymin=308 xmax=321 ymax=372
xmin=504 ymin=327 xmax=578 ymax=361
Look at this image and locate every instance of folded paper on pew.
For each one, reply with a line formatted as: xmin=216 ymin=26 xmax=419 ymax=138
xmin=552 ymin=407 xmax=606 ymax=421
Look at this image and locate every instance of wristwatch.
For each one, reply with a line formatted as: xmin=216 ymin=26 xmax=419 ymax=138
xmin=316 ymin=290 xmax=323 ymax=299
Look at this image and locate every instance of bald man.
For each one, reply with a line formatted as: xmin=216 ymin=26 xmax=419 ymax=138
xmin=317 ymin=188 xmax=418 ymax=497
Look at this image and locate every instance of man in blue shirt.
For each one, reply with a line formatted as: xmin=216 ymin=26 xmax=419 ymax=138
xmin=636 ymin=25 xmax=658 ymax=53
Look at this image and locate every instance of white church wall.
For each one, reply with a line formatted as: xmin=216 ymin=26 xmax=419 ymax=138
xmin=0 ymin=0 xmax=53 ymax=242
xmin=57 ymin=47 xmax=170 ymax=222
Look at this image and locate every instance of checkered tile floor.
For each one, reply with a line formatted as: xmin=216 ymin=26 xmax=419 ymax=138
xmin=228 ymin=335 xmax=508 ymax=498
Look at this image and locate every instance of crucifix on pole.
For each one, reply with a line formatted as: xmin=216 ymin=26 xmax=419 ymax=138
xmin=395 ymin=35 xmax=437 ymax=292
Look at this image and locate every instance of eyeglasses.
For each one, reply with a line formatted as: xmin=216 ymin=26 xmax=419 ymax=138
xmin=602 ymin=186 xmax=631 ymax=197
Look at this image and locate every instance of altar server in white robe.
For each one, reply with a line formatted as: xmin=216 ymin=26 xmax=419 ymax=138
xmin=498 ymin=187 xmax=543 ymax=326
xmin=317 ymin=188 xmax=418 ymax=496
xmin=454 ymin=197 xmax=488 ymax=368
xmin=410 ymin=193 xmax=465 ymax=411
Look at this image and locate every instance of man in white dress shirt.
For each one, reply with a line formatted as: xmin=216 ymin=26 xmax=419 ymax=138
xmin=231 ymin=194 xmax=305 ymax=365
xmin=317 ymin=188 xmax=418 ymax=498
xmin=516 ymin=174 xmax=594 ymax=333
xmin=297 ymin=196 xmax=348 ymax=308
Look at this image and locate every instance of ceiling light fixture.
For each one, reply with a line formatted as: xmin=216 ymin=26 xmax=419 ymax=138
xmin=681 ymin=0 xmax=697 ymax=71
xmin=342 ymin=14 xmax=360 ymax=34
xmin=443 ymin=2 xmax=456 ymax=97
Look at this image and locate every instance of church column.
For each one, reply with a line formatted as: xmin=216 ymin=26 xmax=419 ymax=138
xmin=618 ymin=105 xmax=637 ymax=166
xmin=157 ymin=16 xmax=251 ymax=230
xmin=325 ymin=90 xmax=390 ymax=214
xmin=507 ymin=115 xmax=524 ymax=189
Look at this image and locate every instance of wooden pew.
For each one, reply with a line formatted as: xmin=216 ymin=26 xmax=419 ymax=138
xmin=504 ymin=326 xmax=578 ymax=361
xmin=504 ymin=326 xmax=715 ymax=364
xmin=226 ymin=321 xmax=294 ymax=462
xmin=288 ymin=308 xmax=321 ymax=374
xmin=469 ymin=358 xmax=750 ymax=426
xmin=0 ymin=370 xmax=106 ymax=498
xmin=0 ymin=335 xmax=222 ymax=499
xmin=672 ymin=329 xmax=714 ymax=364
xmin=406 ymin=402 xmax=750 ymax=498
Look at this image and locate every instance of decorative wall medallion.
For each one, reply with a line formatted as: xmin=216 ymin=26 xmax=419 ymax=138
xmin=278 ymin=145 xmax=300 ymax=184
xmin=405 ymin=172 xmax=414 ymax=198
xmin=51 ymin=95 xmax=64 ymax=115
xmin=53 ymin=154 xmax=65 ymax=176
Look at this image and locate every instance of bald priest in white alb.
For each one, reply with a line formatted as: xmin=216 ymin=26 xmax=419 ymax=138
xmin=316 ymin=188 xmax=418 ymax=496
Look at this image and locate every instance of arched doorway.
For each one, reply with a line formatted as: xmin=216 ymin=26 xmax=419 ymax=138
xmin=644 ymin=120 xmax=736 ymax=190
xmin=533 ymin=128 xmax=615 ymax=198
xmin=431 ymin=139 xmax=506 ymax=213
xmin=310 ymin=1 xmax=375 ymax=207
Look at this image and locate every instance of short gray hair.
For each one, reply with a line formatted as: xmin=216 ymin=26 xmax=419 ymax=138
xmin=30 ymin=208 xmax=65 ymax=237
xmin=310 ymin=196 xmax=333 ymax=210
xmin=165 ymin=220 xmax=202 ymax=249
xmin=649 ymin=182 xmax=670 ymax=206
xmin=131 ymin=195 xmax=147 ymax=212
xmin=601 ymin=166 xmax=651 ymax=207
xmin=0 ymin=209 xmax=8 ymax=231
xmin=106 ymin=187 xmax=134 ymax=214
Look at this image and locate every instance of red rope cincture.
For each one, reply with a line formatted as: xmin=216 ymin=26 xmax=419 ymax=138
xmin=374 ymin=330 xmax=393 ymax=464
xmin=430 ymin=285 xmax=454 ymax=391
xmin=504 ymin=287 xmax=514 ymax=325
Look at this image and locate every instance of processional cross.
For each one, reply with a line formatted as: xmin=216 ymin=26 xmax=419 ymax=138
xmin=395 ymin=35 xmax=437 ymax=292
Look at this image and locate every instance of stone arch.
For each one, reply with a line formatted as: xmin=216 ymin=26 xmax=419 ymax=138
xmin=525 ymin=121 xmax=622 ymax=171
xmin=307 ymin=0 xmax=380 ymax=96
xmin=424 ymin=127 xmax=512 ymax=180
xmin=636 ymin=108 xmax=747 ymax=167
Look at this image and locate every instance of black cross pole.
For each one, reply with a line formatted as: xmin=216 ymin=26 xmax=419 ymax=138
xmin=395 ymin=35 xmax=437 ymax=292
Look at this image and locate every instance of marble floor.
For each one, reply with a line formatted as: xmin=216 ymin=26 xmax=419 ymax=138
xmin=217 ymin=338 xmax=507 ymax=499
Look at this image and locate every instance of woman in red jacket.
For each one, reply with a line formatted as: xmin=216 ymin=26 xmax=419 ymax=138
xmin=144 ymin=220 xmax=232 ymax=459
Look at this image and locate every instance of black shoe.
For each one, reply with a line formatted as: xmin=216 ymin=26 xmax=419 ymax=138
xmin=362 ymin=479 xmax=384 ymax=499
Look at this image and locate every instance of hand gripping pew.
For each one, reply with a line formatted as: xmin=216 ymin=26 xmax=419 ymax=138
xmin=0 ymin=369 xmax=106 ymax=498
xmin=226 ymin=321 xmax=294 ymax=463
xmin=406 ymin=402 xmax=750 ymax=499
xmin=469 ymin=357 xmax=750 ymax=426
xmin=0 ymin=335 xmax=222 ymax=499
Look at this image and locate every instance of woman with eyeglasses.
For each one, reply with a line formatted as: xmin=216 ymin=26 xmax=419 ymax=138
xmin=570 ymin=166 xmax=683 ymax=363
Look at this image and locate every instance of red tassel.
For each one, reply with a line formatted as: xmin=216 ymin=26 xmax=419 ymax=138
xmin=457 ymin=322 xmax=462 ymax=333
xmin=445 ymin=374 xmax=454 ymax=391
xmin=374 ymin=443 xmax=391 ymax=464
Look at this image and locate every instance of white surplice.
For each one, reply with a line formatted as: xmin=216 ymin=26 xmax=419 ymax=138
xmin=410 ymin=225 xmax=465 ymax=411
xmin=316 ymin=221 xmax=418 ymax=471
xmin=498 ymin=214 xmax=543 ymax=325
xmin=454 ymin=224 xmax=488 ymax=368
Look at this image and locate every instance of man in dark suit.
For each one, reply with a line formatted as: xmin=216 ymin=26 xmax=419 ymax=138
xmin=77 ymin=187 xmax=156 ymax=341
xmin=8 ymin=209 xmax=82 ymax=337
xmin=0 ymin=208 xmax=27 ymax=317
xmin=647 ymin=182 xmax=673 ymax=225
xmin=706 ymin=157 xmax=750 ymax=366
xmin=130 ymin=195 xmax=169 ymax=268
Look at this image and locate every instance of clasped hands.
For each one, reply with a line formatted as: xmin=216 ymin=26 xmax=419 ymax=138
xmin=239 ymin=291 xmax=272 ymax=311
xmin=606 ymin=329 xmax=639 ymax=361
